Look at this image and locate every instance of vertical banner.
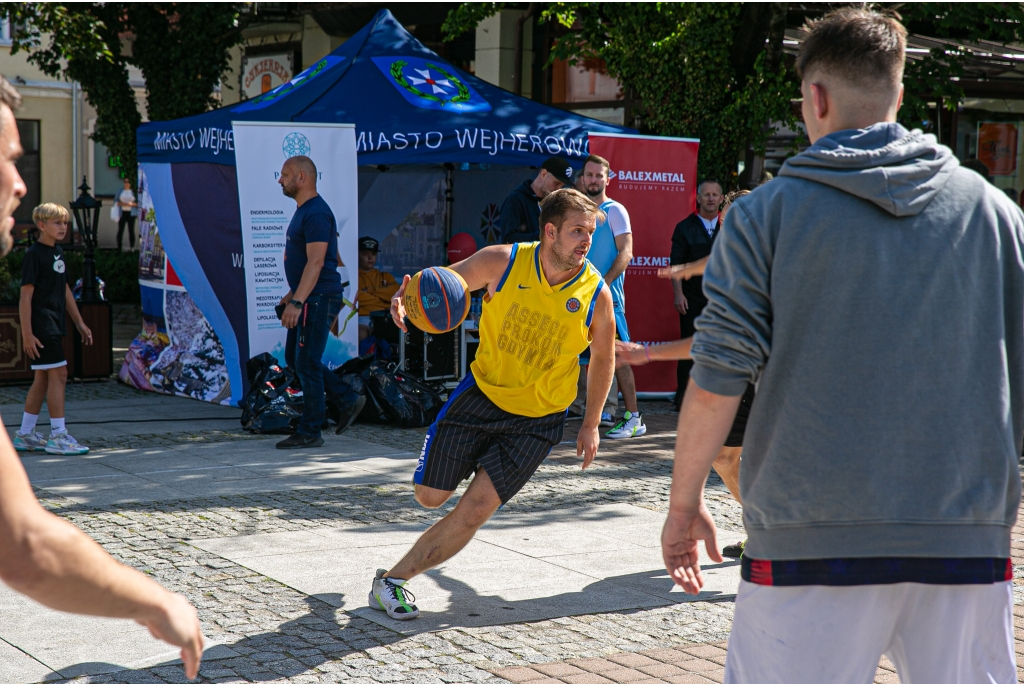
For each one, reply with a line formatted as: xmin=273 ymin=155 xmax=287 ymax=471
xmin=233 ymin=122 xmax=359 ymax=368
xmin=978 ymin=122 xmax=1019 ymax=176
xmin=588 ymin=132 xmax=699 ymax=394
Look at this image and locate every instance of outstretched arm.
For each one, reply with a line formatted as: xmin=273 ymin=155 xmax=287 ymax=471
xmin=615 ymin=337 xmax=693 ymax=367
xmin=579 ymin=287 xmax=614 ymax=469
xmin=0 ymin=428 xmax=204 ymax=677
xmin=659 ymin=257 xmax=710 ymax=281
xmin=391 ymin=245 xmax=512 ymax=332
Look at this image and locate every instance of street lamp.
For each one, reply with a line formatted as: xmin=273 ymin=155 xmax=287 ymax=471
xmin=69 ymin=176 xmax=101 ymax=302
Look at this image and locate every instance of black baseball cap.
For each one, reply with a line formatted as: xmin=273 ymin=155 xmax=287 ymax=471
xmin=541 ymin=156 xmax=574 ymax=185
xmin=359 ymin=237 xmax=380 ymax=252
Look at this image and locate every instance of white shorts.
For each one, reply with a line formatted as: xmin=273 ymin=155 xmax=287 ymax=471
xmin=725 ymin=579 xmax=1016 ymax=683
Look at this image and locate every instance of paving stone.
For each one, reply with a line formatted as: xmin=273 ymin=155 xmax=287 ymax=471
xmin=637 ymin=649 xmax=693 ymax=665
xmin=532 ymin=662 xmax=587 ymax=678
xmin=597 ymin=666 xmax=651 ymax=683
xmin=662 ymin=675 xmax=714 ymax=684
xmin=608 ymin=653 xmax=662 ymax=668
xmin=491 ymin=666 xmax=546 ymax=683
xmin=637 ymin=663 xmax=689 ymax=679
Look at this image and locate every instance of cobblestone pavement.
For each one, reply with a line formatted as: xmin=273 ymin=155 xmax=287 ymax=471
xmin=14 ymin=387 xmax=1023 ymax=684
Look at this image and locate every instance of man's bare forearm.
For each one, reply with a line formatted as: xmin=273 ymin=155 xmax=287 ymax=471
xmin=669 ymin=379 xmax=742 ymax=512
xmin=3 ymin=508 xmax=178 ymax=620
xmin=0 ymin=440 xmax=177 ymax=621
xmin=292 ymin=260 xmax=324 ymax=304
xmin=585 ymin=355 xmax=615 ymax=429
xmin=651 ymin=338 xmax=692 ymax=361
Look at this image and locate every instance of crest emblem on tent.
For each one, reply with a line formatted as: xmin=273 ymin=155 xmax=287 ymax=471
xmin=371 ymin=56 xmax=491 ymax=113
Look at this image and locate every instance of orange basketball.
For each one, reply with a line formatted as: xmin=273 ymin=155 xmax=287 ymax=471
xmin=403 ymin=266 xmax=470 ymax=334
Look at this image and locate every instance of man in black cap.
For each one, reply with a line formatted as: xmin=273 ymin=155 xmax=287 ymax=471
xmin=357 ymin=236 xmax=399 ymax=340
xmin=499 ymin=156 xmax=573 ymax=243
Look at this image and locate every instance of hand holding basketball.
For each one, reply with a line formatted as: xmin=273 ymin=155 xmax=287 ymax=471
xmin=391 ymin=274 xmax=411 ymax=333
xmin=403 ymin=267 xmax=470 ymax=334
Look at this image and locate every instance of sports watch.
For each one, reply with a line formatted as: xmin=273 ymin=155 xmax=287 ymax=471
xmin=289 ymin=299 xmax=304 ymax=309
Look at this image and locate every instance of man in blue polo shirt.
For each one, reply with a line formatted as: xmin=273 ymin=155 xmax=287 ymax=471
xmin=276 ymin=155 xmax=343 ymax=449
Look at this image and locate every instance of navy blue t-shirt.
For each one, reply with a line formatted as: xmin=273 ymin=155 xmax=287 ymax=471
xmin=284 ymin=194 xmax=343 ymax=296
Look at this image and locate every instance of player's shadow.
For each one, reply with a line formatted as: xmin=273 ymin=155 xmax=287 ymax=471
xmin=345 ymin=562 xmax=739 ymax=636
xmin=49 ymin=594 xmax=407 ymax=683
xmin=47 ymin=560 xmax=740 ymax=682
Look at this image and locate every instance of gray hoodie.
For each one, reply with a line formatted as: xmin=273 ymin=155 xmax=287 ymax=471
xmin=691 ymin=122 xmax=1024 ymax=560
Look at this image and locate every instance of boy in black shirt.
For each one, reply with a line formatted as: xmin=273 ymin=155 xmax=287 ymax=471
xmin=13 ymin=203 xmax=92 ymax=454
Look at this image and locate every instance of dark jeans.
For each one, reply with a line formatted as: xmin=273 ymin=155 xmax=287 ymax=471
xmin=285 ymin=293 xmax=343 ymax=438
xmin=117 ymin=214 xmax=136 ymax=250
xmin=675 ymin=300 xmax=707 ymax=407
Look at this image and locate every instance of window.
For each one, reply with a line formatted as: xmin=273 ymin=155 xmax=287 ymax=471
xmin=93 ymin=141 xmax=125 ymax=197
xmin=13 ymin=119 xmax=39 ymax=228
xmin=0 ymin=19 xmax=11 ymax=45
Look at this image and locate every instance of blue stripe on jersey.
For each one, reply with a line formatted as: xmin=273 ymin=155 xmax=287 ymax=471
xmin=495 ymin=244 xmax=520 ymax=293
xmin=413 ymin=371 xmax=477 ymax=485
xmin=586 ymin=278 xmax=605 ymax=327
xmin=741 ymin=556 xmax=1013 ymax=586
xmin=533 ymin=246 xmax=541 ymax=282
xmin=559 ymin=259 xmax=591 ymax=291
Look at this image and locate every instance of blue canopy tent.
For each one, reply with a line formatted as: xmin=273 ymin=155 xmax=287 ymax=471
xmin=127 ymin=8 xmax=632 ymax=405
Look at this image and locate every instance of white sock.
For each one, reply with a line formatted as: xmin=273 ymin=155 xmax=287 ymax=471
xmin=19 ymin=412 xmax=37 ymax=434
xmin=50 ymin=417 xmax=65 ymax=433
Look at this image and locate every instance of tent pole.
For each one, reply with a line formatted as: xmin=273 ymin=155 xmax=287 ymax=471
xmin=444 ymin=163 xmax=454 ymax=243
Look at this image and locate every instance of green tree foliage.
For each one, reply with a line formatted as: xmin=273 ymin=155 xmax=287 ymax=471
xmin=445 ymin=3 xmax=796 ymax=184
xmin=447 ymin=3 xmax=1024 ymax=180
xmin=0 ymin=3 xmax=244 ymax=182
xmin=894 ymin=3 xmax=1024 ymax=129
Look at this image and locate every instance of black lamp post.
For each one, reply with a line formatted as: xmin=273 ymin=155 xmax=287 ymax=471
xmin=69 ymin=176 xmax=101 ymax=302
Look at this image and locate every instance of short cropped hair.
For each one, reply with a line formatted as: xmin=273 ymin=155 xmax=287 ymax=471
xmin=32 ymin=203 xmax=69 ymax=224
xmin=697 ymin=178 xmax=721 ymax=194
xmin=797 ymin=8 xmax=907 ymax=88
xmin=0 ymin=74 xmax=21 ymax=110
xmin=285 ymin=155 xmax=317 ymax=179
xmin=539 ymin=188 xmax=604 ymax=234
xmin=583 ymin=154 xmax=610 ymax=173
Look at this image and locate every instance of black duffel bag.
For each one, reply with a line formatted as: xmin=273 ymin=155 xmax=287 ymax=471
xmin=335 ymin=354 xmax=444 ymax=428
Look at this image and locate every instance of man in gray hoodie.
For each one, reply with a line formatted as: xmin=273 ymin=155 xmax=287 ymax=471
xmin=662 ymin=8 xmax=1022 ymax=683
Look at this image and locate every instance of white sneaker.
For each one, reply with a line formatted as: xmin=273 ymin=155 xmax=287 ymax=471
xmin=606 ymin=411 xmax=646 ymax=439
xmin=599 ymin=412 xmax=615 ymax=427
xmin=45 ymin=429 xmax=89 ymax=455
xmin=13 ymin=431 xmax=46 ymax=452
xmin=368 ymin=569 xmax=419 ymax=620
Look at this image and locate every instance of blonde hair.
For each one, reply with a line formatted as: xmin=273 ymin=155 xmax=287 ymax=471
xmin=32 ymin=203 xmax=70 ymax=224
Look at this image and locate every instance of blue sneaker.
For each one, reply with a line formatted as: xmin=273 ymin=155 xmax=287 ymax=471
xmin=600 ymin=412 xmax=615 ymax=427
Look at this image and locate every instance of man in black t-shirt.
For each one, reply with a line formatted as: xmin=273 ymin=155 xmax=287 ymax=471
xmin=668 ymin=178 xmax=723 ymax=408
xmin=276 ymin=155 xmax=344 ymax=449
xmin=14 ymin=203 xmax=92 ymax=456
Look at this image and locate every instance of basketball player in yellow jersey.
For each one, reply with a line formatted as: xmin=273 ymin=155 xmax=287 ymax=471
xmin=367 ymin=189 xmax=616 ymax=620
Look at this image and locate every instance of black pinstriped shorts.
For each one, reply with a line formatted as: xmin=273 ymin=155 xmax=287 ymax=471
xmin=412 ymin=373 xmax=566 ymax=504
xmin=724 ymin=383 xmax=757 ymax=448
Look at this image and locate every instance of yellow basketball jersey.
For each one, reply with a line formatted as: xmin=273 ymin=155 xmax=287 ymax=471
xmin=471 ymin=241 xmax=605 ymax=417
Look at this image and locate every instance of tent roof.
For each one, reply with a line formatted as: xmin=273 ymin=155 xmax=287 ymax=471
xmin=137 ymin=9 xmax=633 ymax=168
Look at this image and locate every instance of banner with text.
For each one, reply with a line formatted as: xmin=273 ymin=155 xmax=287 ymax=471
xmin=233 ymin=122 xmax=359 ymax=368
xmin=589 ymin=132 xmax=699 ymax=394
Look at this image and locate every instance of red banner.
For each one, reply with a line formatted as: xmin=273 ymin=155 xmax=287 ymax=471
xmin=978 ymin=123 xmax=1018 ymax=176
xmin=589 ymin=132 xmax=699 ymax=393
